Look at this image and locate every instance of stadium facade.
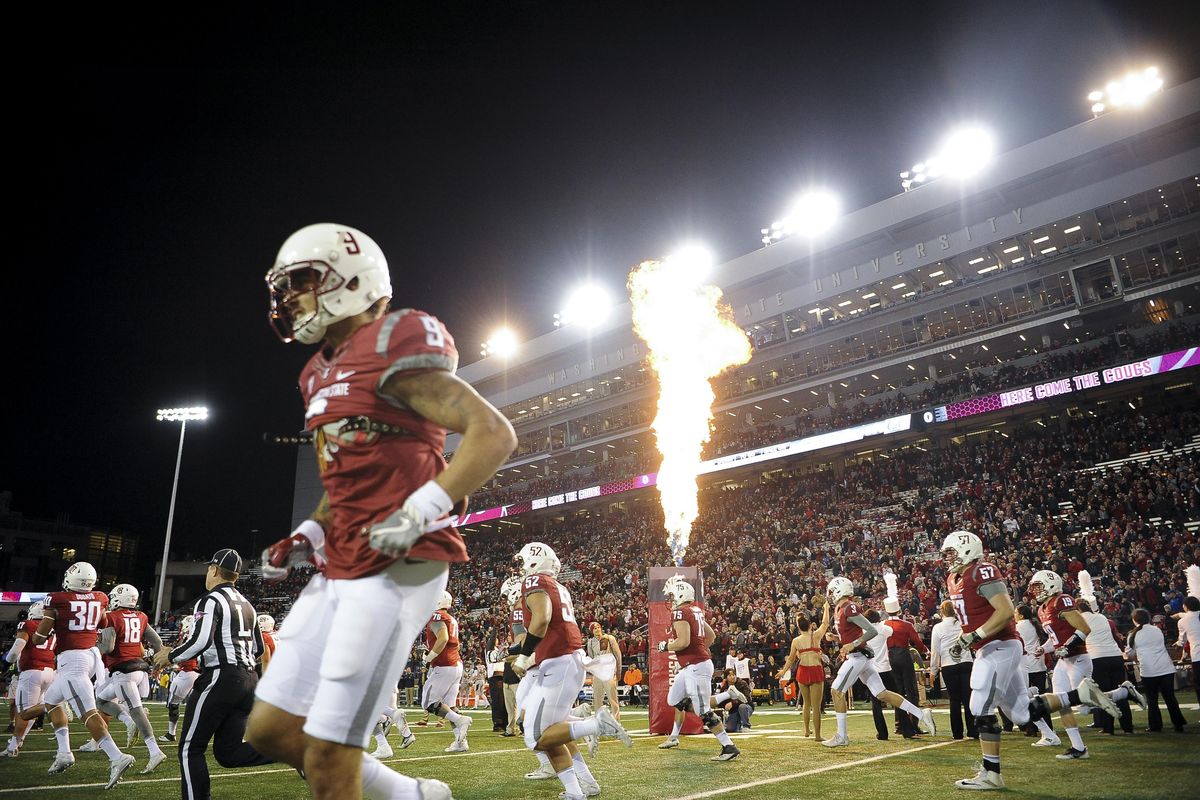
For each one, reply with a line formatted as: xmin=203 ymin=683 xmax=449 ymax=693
xmin=291 ymin=78 xmax=1200 ymax=533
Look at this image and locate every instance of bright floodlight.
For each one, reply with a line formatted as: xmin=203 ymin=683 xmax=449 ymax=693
xmin=762 ymin=190 xmax=839 ymax=244
xmin=1088 ymin=66 xmax=1163 ymax=117
xmin=937 ymin=127 xmax=994 ymax=178
xmin=481 ymin=327 xmax=519 ymax=358
xmin=156 ymin=406 xmax=208 ymax=422
xmin=555 ymin=284 xmax=612 ymax=329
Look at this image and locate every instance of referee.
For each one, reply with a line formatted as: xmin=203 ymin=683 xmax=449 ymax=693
xmin=152 ymin=549 xmax=273 ymax=800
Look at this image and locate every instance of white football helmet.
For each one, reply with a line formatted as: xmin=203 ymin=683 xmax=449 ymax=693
xmin=110 ymin=583 xmax=140 ymax=609
xmin=178 ymin=615 xmax=195 ymax=641
xmin=826 ymin=576 xmax=854 ymax=605
xmin=664 ymin=577 xmax=695 ymax=608
xmin=437 ymin=591 xmax=453 ymax=611
xmin=266 ymin=223 xmax=392 ymax=344
xmin=257 ymin=614 xmax=275 ymax=633
xmin=941 ymin=530 xmax=984 ymax=574
xmin=500 ymin=576 xmax=522 ymax=606
xmin=515 ymin=542 xmax=561 ymax=578
xmin=1029 ymin=570 xmax=1064 ymax=604
xmin=63 ymin=562 xmax=98 ymax=592
xmin=27 ymin=601 xmax=46 ymax=620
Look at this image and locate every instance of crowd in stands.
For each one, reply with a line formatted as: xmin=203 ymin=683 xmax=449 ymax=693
xmin=234 ymin=388 xmax=1199 ymax=701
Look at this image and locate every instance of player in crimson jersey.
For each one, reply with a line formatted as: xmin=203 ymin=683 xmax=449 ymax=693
xmin=246 ymin=223 xmax=516 ymax=800
xmin=3 ymin=601 xmax=56 ymax=757
xmin=256 ymin=615 xmax=276 ymax=673
xmin=23 ymin=563 xmax=135 ymax=787
xmin=655 ymin=576 xmax=745 ymax=761
xmin=509 ymin=542 xmax=631 ymax=800
xmin=822 ymin=576 xmax=936 ymax=748
xmin=97 ymin=584 xmax=168 ymax=773
xmin=1026 ymin=569 xmax=1127 ymax=759
xmin=159 ymin=617 xmax=201 ymax=743
xmin=419 ymin=591 xmax=472 ymax=752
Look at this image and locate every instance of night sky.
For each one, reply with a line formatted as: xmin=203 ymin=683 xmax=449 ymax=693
xmin=7 ymin=1 xmax=1200 ymax=571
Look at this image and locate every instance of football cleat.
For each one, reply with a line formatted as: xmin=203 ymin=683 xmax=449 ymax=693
xmin=140 ymin=752 xmax=167 ymax=774
xmin=452 ymin=715 xmax=473 ymax=744
xmin=401 ymin=732 xmax=416 ymax=750
xmin=526 ymin=762 xmax=558 ymax=780
xmin=821 ymin=733 xmax=850 ymax=748
xmin=158 ymin=733 xmax=175 ymax=743
xmin=727 ymin=684 xmax=748 ymax=704
xmin=920 ymin=708 xmax=938 ymax=736
xmin=594 ymin=707 xmax=632 ymax=747
xmin=48 ymin=753 xmax=76 ymax=774
xmin=586 ymin=734 xmax=599 ymax=759
xmin=79 ymin=739 xmax=101 ymax=752
xmin=1121 ymin=680 xmax=1148 ymax=712
xmin=416 ymin=778 xmax=453 ymax=800
xmin=415 ymin=719 xmax=429 ymax=727
xmin=578 ymin=776 xmax=603 ymax=797
xmin=444 ymin=739 xmax=469 ymax=753
xmin=954 ymin=766 xmax=1005 ymax=790
xmin=371 ymin=742 xmax=394 ymax=760
xmin=2 ymin=746 xmax=18 ymax=759
xmin=125 ymin=719 xmax=140 ymax=749
xmin=106 ymin=753 xmax=136 ymax=789
xmin=1076 ymin=677 xmax=1120 ymax=719
xmin=1055 ymin=747 xmax=1089 ymax=760
xmin=711 ymin=744 xmax=740 ymax=761
xmin=658 ymin=736 xmax=680 ymax=749
xmin=1031 ymin=735 xmax=1061 ymax=747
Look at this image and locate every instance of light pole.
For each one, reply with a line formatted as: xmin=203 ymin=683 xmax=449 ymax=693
xmin=154 ymin=406 xmax=208 ymax=625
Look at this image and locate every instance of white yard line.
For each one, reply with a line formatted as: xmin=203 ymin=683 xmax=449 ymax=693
xmin=667 ymin=739 xmax=964 ymax=800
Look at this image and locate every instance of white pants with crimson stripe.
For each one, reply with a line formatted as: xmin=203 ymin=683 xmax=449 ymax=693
xmin=15 ymin=668 xmax=55 ymax=713
xmin=521 ymin=652 xmax=586 ymax=750
xmin=97 ymin=669 xmax=150 ymax=710
xmin=968 ymin=639 xmax=1031 ymax=725
xmin=422 ymin=663 xmax=463 ymax=709
xmin=43 ymin=649 xmax=101 ymax=718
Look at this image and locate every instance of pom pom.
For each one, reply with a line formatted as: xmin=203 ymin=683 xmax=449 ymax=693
xmin=1187 ymin=565 xmax=1200 ymax=601
xmin=883 ymin=571 xmax=899 ymax=602
xmin=1078 ymin=570 xmax=1096 ymax=606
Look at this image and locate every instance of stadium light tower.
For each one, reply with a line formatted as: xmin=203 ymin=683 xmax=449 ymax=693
xmin=761 ymin=190 xmax=840 ymax=245
xmin=554 ymin=284 xmax=613 ymax=329
xmin=153 ymin=406 xmax=208 ymax=625
xmin=480 ymin=327 xmax=519 ymax=359
xmin=1088 ymin=66 xmax=1163 ymax=117
xmin=901 ymin=126 xmax=994 ymax=191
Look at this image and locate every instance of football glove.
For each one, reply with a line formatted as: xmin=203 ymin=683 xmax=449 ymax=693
xmin=262 ymin=519 xmax=324 ymax=583
xmin=366 ymin=481 xmax=454 ymax=557
xmin=956 ymin=629 xmax=981 ymax=650
xmin=1053 ymin=646 xmax=1070 ymax=659
xmin=656 ymin=641 xmax=668 ymax=652
xmin=512 ymin=654 xmax=533 ymax=677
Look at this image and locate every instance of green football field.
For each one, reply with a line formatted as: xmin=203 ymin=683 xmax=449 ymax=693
xmin=1 ymin=702 xmax=1197 ymax=798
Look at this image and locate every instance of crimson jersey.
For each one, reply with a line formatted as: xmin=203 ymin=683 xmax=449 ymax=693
xmin=834 ymin=600 xmax=868 ymax=646
xmin=106 ymin=609 xmax=150 ymax=665
xmin=424 ymin=609 xmax=461 ymax=667
xmin=946 ymin=561 xmax=1018 ymax=650
xmin=178 ymin=658 xmax=199 ymax=673
xmin=520 ymin=573 xmax=582 ymax=663
xmin=509 ymin=607 xmax=526 ymax=638
xmin=19 ymin=620 xmax=56 ymax=671
xmin=46 ymin=591 xmax=109 ymax=653
xmin=670 ymin=603 xmax=711 ymax=668
xmin=299 ymin=309 xmax=466 ymax=580
xmin=1039 ymin=594 xmax=1085 ymax=656
xmin=262 ymin=630 xmax=276 ymax=657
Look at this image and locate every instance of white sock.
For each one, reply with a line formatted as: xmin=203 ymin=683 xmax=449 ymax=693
xmin=444 ymin=710 xmax=464 ymax=726
xmin=569 ymin=718 xmax=600 ymax=739
xmin=146 ymin=736 xmax=165 ymax=759
xmin=375 ymin=731 xmax=389 ymax=748
xmin=571 ymin=752 xmax=596 ymax=783
xmin=715 ymin=731 xmax=733 ymax=747
xmin=1109 ymin=687 xmax=1129 ymax=702
xmin=118 ymin=711 xmax=134 ymax=728
xmin=167 ymin=720 xmax=177 ymax=736
xmin=1034 ymin=718 xmax=1055 ymax=737
xmin=713 ymin=691 xmax=732 ymax=705
xmin=54 ymin=727 xmax=71 ymax=756
xmin=97 ymin=734 xmax=123 ymax=761
xmin=361 ymin=753 xmax=420 ymax=800
xmin=670 ymin=720 xmax=682 ymax=738
xmin=836 ymin=712 xmax=848 ymax=738
xmin=557 ymin=767 xmax=583 ymax=798
xmin=1065 ymin=727 xmax=1085 ymax=750
xmin=899 ymin=699 xmax=922 ymax=717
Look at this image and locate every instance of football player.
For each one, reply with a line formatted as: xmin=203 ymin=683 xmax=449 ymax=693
xmin=510 ymin=542 xmax=632 ymax=800
xmin=3 ymin=601 xmax=56 ymax=757
xmin=655 ymin=576 xmax=745 ymax=760
xmin=247 ymin=223 xmax=515 ymax=800
xmin=367 ymin=687 xmax=415 ymax=760
xmin=21 ymin=563 xmax=135 ymax=787
xmin=159 ymin=617 xmax=201 ymax=742
xmin=420 ymin=591 xmax=472 ymax=752
xmin=823 ymin=576 xmax=936 ymax=748
xmin=97 ymin=583 xmax=168 ymax=773
xmin=256 ymin=615 xmax=276 ymax=672
xmin=1027 ymin=569 xmax=1127 ymax=759
xmin=500 ymin=575 xmax=558 ymax=779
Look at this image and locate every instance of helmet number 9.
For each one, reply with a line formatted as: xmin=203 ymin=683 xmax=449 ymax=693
xmin=341 ymin=231 xmax=361 ymax=255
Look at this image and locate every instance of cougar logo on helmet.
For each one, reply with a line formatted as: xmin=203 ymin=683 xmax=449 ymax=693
xmin=257 ymin=614 xmax=275 ymax=633
xmin=110 ymin=584 xmax=140 ymax=610
xmin=500 ymin=576 xmax=522 ymax=606
xmin=266 ymin=223 xmax=392 ymax=344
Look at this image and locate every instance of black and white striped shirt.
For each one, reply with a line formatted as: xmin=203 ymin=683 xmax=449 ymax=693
xmin=172 ymin=583 xmax=263 ymax=670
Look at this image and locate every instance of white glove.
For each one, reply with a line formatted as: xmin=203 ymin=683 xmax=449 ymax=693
xmin=657 ymin=641 xmax=668 ymax=652
xmin=1053 ymin=646 xmax=1070 ymax=659
xmin=367 ymin=481 xmax=454 ymax=557
xmin=423 ymin=651 xmax=437 ymax=665
xmin=512 ymin=653 xmax=532 ymax=677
